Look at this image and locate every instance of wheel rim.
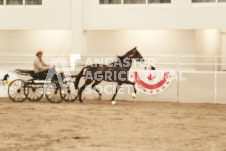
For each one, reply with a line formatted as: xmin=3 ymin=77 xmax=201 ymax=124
xmin=8 ymin=79 xmax=27 ymax=102
xmin=61 ymin=82 xmax=78 ymax=102
xmin=45 ymin=83 xmax=62 ymax=103
xmin=26 ymin=84 xmax=43 ymax=102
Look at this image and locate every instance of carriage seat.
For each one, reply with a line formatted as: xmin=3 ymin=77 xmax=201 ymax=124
xmin=15 ymin=69 xmax=64 ymax=81
xmin=15 ymin=69 xmax=43 ymax=80
xmin=15 ymin=69 xmax=34 ymax=75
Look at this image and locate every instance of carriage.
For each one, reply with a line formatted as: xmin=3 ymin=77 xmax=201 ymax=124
xmin=8 ymin=69 xmax=79 ymax=103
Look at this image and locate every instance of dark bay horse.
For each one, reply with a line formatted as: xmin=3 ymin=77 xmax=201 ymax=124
xmin=74 ymin=47 xmax=145 ymax=105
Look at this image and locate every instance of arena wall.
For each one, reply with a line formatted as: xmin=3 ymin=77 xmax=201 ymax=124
xmin=80 ymin=79 xmax=178 ymax=103
xmin=1 ymin=0 xmax=226 ymax=30
xmin=78 ymin=71 xmax=226 ymax=104
xmin=0 ymin=0 xmax=226 ymax=56
xmin=0 ymin=0 xmax=71 ymax=30
xmin=0 ymin=29 xmax=195 ymax=56
xmin=83 ymin=30 xmax=195 ymax=56
xmin=0 ymin=30 xmax=71 ymax=56
xmin=83 ymin=0 xmax=226 ymax=30
xmin=1 ymin=0 xmax=226 ymax=53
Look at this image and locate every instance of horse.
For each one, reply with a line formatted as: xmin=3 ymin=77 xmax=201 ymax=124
xmin=74 ymin=47 xmax=145 ymax=105
xmin=2 ymin=74 xmax=10 ymax=90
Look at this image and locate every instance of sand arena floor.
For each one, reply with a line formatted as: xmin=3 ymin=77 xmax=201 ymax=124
xmin=0 ymin=98 xmax=226 ymax=151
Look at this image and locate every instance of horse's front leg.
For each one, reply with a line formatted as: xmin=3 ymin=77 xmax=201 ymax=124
xmin=91 ymin=80 xmax=102 ymax=96
xmin=111 ymin=82 xmax=122 ymax=105
xmin=124 ymin=80 xmax=137 ymax=98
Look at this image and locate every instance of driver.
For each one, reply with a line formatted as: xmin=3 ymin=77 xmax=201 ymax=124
xmin=34 ymin=50 xmax=57 ymax=80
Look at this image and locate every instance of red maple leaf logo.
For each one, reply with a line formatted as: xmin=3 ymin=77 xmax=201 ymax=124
xmin=147 ymin=74 xmax=156 ymax=81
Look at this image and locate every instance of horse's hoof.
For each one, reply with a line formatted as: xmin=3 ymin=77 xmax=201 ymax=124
xmin=132 ymin=92 xmax=136 ymax=98
xmin=98 ymin=95 xmax=102 ymax=100
xmin=112 ymin=101 xmax=117 ymax=105
xmin=79 ymin=100 xmax=83 ymax=103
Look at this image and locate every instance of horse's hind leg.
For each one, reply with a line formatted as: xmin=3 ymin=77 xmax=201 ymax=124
xmin=91 ymin=80 xmax=102 ymax=96
xmin=78 ymin=79 xmax=93 ymax=103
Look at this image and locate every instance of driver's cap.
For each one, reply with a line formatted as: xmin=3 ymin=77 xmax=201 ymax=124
xmin=36 ymin=50 xmax=43 ymax=55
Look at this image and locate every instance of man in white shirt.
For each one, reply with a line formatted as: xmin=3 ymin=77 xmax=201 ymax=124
xmin=34 ymin=50 xmax=56 ymax=80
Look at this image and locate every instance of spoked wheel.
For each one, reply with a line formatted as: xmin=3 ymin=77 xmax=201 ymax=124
xmin=26 ymin=84 xmax=44 ymax=102
xmin=8 ymin=79 xmax=27 ymax=102
xmin=45 ymin=82 xmax=63 ymax=103
xmin=61 ymin=82 xmax=79 ymax=102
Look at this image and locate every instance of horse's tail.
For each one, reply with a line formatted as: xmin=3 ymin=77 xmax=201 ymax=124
xmin=75 ymin=67 xmax=87 ymax=89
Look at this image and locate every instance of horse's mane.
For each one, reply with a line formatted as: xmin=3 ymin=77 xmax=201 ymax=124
xmin=117 ymin=47 xmax=136 ymax=59
xmin=109 ymin=53 xmax=129 ymax=65
xmin=108 ymin=47 xmax=136 ymax=65
xmin=117 ymin=54 xmax=127 ymax=60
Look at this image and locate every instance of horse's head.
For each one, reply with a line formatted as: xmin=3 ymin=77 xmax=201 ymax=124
xmin=145 ymin=65 xmax=156 ymax=70
xmin=151 ymin=66 xmax=156 ymax=70
xmin=127 ymin=47 xmax=145 ymax=63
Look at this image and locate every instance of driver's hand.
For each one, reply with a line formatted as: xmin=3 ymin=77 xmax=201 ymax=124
xmin=49 ymin=65 xmax=55 ymax=69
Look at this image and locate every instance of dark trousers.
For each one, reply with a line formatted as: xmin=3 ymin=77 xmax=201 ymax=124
xmin=37 ymin=68 xmax=64 ymax=90
xmin=36 ymin=68 xmax=58 ymax=81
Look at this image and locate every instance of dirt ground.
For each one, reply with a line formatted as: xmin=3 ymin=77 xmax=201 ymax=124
xmin=1 ymin=98 xmax=226 ymax=151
